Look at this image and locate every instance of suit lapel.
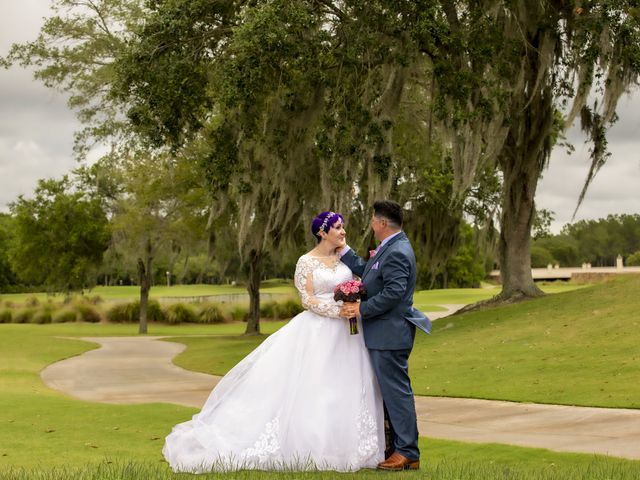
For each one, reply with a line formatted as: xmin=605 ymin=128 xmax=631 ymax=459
xmin=362 ymin=232 xmax=406 ymax=280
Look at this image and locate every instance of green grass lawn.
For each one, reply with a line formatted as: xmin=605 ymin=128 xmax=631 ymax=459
xmin=413 ymin=281 xmax=585 ymax=305
xmin=2 ymin=278 xmax=639 ymax=477
xmin=0 ymin=323 xmax=638 ymax=479
xmin=0 ymin=282 xmax=297 ymax=304
xmin=1 ymin=280 xmax=583 ymax=309
xmin=0 ymin=320 xmax=637 ymax=479
xmin=167 ymin=276 xmax=639 ymax=408
xmin=409 ymin=275 xmax=640 ymax=408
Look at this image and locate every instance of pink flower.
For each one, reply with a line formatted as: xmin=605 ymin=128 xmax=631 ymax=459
xmin=369 ymin=249 xmax=377 ymax=258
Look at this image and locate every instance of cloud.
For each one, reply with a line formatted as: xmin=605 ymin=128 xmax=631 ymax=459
xmin=0 ymin=2 xmax=79 ymax=211
xmin=1 ymin=2 xmax=640 ymax=229
xmin=0 ymin=67 xmax=78 ymax=211
xmin=536 ymin=96 xmax=640 ymax=233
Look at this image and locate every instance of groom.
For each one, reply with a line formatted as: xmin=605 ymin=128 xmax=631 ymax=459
xmin=339 ymin=200 xmax=431 ymax=471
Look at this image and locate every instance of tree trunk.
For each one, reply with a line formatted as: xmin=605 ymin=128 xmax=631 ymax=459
xmin=489 ymin=25 xmax=559 ymax=303
xmin=244 ymin=249 xmax=262 ymax=335
xmin=496 ymin=86 xmax=554 ymax=300
xmin=137 ymin=238 xmax=153 ymax=334
xmin=497 ymin=158 xmax=544 ymax=300
xmin=178 ymin=254 xmax=190 ymax=284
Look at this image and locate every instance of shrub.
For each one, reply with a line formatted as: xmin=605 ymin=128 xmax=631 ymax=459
xmin=106 ymin=303 xmax=129 ymax=323
xmin=146 ymin=300 xmax=165 ymax=322
xmin=25 ymin=296 xmax=40 ymax=307
xmin=0 ymin=310 xmax=12 ymax=323
xmin=279 ymin=299 xmax=303 ymax=318
xmin=128 ymin=300 xmax=165 ymax=322
xmin=627 ymin=251 xmax=640 ymax=266
xmin=88 ymin=295 xmax=103 ymax=305
xmin=76 ymin=304 xmax=101 ymax=323
xmin=260 ymin=301 xmax=278 ymax=319
xmin=123 ymin=301 xmax=140 ymax=321
xmin=199 ymin=304 xmax=226 ymax=324
xmin=13 ymin=308 xmax=36 ymax=324
xmin=31 ymin=308 xmax=53 ymax=324
xmin=228 ymin=305 xmax=249 ymax=322
xmin=3 ymin=301 xmax=15 ymax=308
xmin=260 ymin=299 xmax=303 ymax=320
xmin=164 ymin=303 xmax=197 ymax=324
xmin=105 ymin=300 xmax=163 ymax=323
xmin=53 ymin=309 xmax=77 ymax=323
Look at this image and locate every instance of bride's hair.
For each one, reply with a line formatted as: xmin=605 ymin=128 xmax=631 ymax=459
xmin=311 ymin=211 xmax=344 ymax=243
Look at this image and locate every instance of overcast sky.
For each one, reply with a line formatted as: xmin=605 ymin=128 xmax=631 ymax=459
xmin=2 ymin=2 xmax=640 ymax=233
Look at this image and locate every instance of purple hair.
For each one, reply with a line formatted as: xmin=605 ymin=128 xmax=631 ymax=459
xmin=311 ymin=211 xmax=344 ymax=243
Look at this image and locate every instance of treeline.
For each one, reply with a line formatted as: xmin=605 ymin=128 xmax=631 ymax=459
xmin=532 ymin=214 xmax=640 ymax=268
xmin=0 ymin=167 xmax=493 ymax=295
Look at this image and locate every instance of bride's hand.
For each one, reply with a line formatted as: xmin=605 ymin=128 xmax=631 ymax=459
xmin=340 ymin=302 xmax=360 ymax=319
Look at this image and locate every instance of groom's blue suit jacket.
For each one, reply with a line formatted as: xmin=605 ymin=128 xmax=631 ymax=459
xmin=341 ymin=232 xmax=432 ymax=350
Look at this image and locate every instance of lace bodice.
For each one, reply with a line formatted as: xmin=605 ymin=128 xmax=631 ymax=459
xmin=294 ymin=254 xmax=354 ymax=318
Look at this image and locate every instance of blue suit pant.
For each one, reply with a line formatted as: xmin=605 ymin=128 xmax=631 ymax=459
xmin=368 ymin=348 xmax=420 ymax=460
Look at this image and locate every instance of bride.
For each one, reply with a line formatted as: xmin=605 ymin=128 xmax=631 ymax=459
xmin=163 ymin=211 xmax=385 ymax=473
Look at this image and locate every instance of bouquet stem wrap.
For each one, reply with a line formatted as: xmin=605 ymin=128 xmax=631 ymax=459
xmin=333 ymin=280 xmax=366 ymax=335
xmin=348 ymin=317 xmax=358 ymax=335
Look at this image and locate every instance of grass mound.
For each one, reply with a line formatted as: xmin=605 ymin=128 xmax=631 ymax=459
xmin=409 ymin=275 xmax=640 ymax=407
xmin=168 ymin=275 xmax=640 ymax=409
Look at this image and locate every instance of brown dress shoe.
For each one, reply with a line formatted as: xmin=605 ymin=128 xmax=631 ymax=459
xmin=377 ymin=452 xmax=420 ymax=471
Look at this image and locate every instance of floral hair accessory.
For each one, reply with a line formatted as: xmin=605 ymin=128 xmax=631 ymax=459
xmin=319 ymin=211 xmax=336 ymax=233
xmin=311 ymin=211 xmax=344 ymax=241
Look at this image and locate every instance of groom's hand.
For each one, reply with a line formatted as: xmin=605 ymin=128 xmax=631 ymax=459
xmin=340 ymin=302 xmax=360 ymax=318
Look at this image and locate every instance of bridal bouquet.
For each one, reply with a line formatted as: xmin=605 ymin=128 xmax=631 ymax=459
xmin=334 ymin=280 xmax=365 ymax=335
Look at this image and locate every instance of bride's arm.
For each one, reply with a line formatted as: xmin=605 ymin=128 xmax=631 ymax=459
xmin=294 ymin=257 xmax=342 ymax=318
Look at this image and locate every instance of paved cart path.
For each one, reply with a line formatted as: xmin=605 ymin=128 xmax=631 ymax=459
xmin=41 ymin=307 xmax=640 ymax=460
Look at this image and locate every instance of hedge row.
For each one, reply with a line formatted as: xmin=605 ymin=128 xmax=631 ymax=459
xmin=0 ymin=304 xmax=101 ymax=324
xmin=0 ymin=298 xmax=304 ymax=325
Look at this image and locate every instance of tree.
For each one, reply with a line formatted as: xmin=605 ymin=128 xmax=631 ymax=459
xmin=0 ymin=214 xmax=18 ymax=292
xmin=11 ymin=0 xmax=639 ymax=314
xmin=534 ymin=235 xmax=580 ymax=267
xmin=9 ymin=177 xmax=110 ymax=292
xmin=561 ymin=214 xmax=640 ymax=266
xmin=111 ymin=0 xmax=500 ymax=331
xmin=533 ymin=209 xmax=555 ymax=240
xmin=84 ymin=149 xmax=209 ymax=334
xmin=110 ymin=0 xmax=387 ymax=333
xmin=439 ymin=2 xmax=640 ymax=301
xmin=627 ymin=251 xmax=640 ymax=266
xmin=530 ymin=245 xmax=556 ymax=269
xmin=2 ymin=0 xmax=211 ymax=332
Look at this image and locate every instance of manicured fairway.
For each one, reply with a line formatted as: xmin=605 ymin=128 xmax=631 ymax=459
xmin=1 ymin=280 xmax=583 ymax=306
xmin=0 ymin=283 xmax=296 ymax=304
xmin=168 ymin=276 xmax=639 ymax=408
xmin=0 ymin=321 xmax=638 ymax=478
xmin=409 ymin=275 xmax=640 ymax=407
xmin=2 ymin=278 xmax=638 ymax=478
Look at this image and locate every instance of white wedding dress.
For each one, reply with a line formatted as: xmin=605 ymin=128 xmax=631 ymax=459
xmin=163 ymin=254 xmax=385 ymax=473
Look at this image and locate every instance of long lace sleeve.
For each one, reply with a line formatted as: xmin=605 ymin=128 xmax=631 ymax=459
xmin=294 ymin=256 xmax=342 ymax=318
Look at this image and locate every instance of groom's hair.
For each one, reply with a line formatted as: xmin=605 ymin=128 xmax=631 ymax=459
xmin=373 ymin=200 xmax=403 ymax=228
